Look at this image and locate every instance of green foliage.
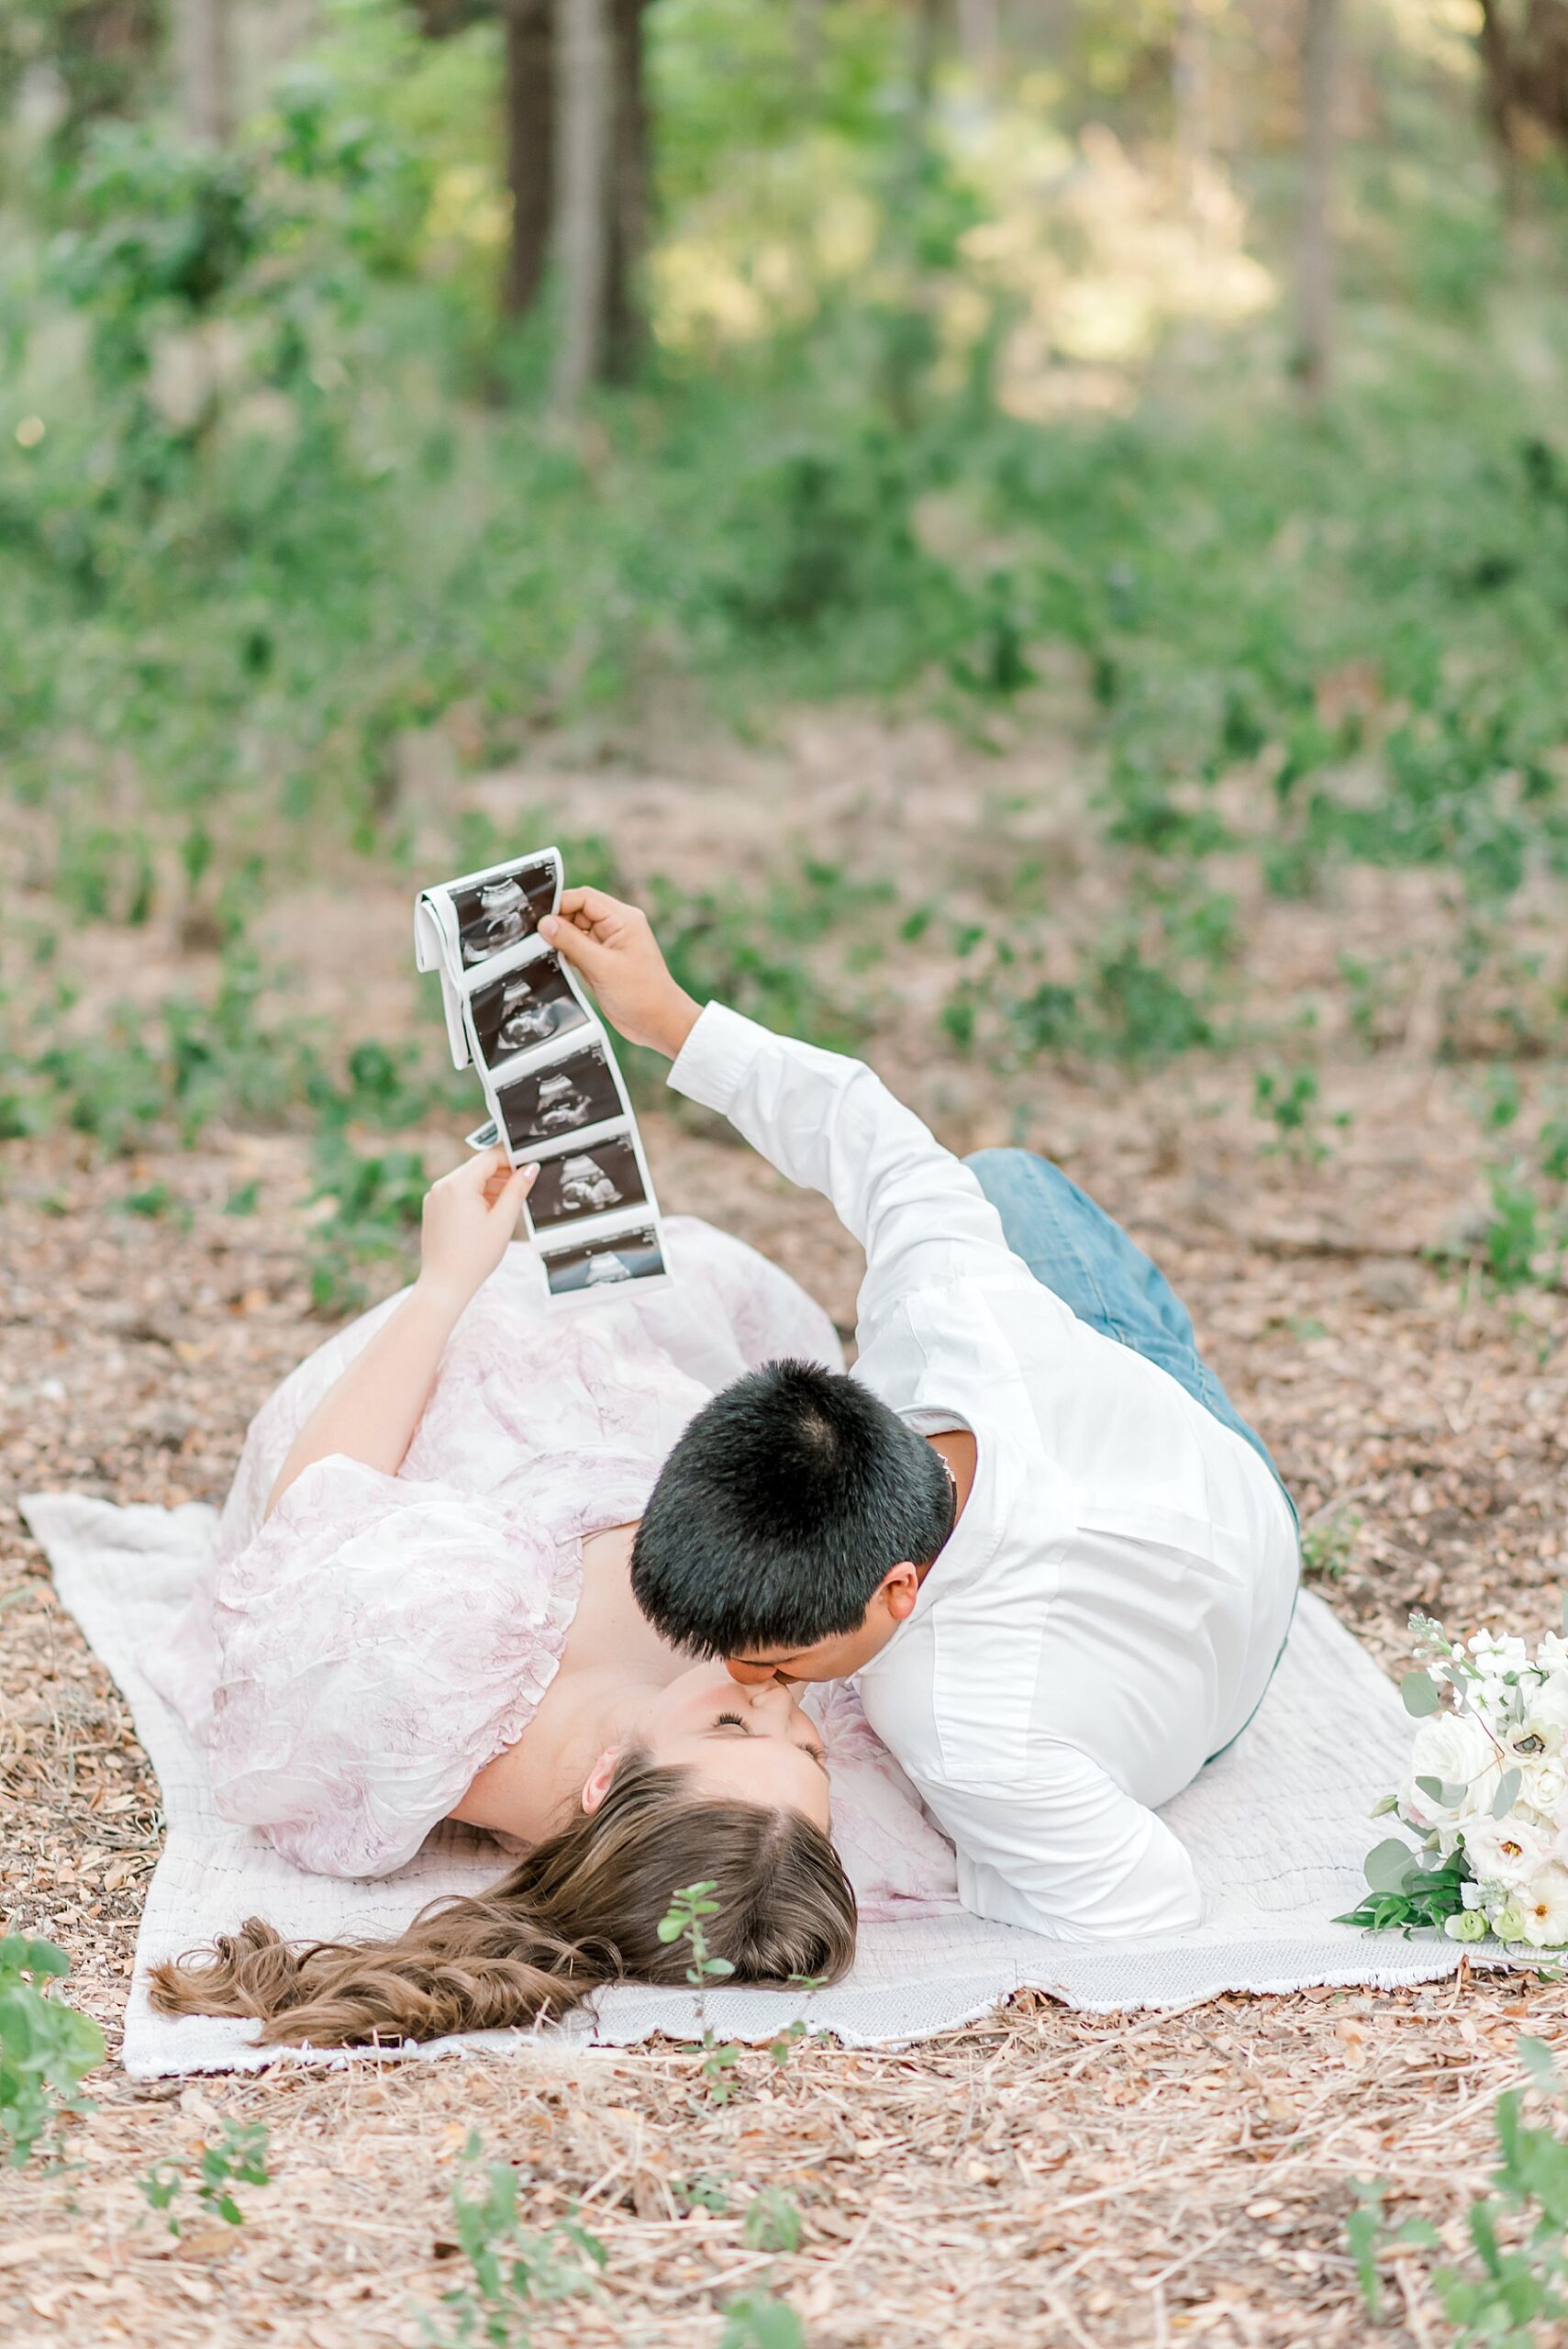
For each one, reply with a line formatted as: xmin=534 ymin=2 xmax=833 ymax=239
xmin=1253 ymin=1065 xmax=1351 ymax=1166
xmin=1336 ymin=1840 xmax=1469 ymax=1938
xmin=139 ymin=2118 xmax=272 ymax=2234
xmin=718 ymin=2293 xmax=807 ymax=2349
xmin=22 ymin=950 xmax=324 ymax=1153
xmin=306 ymin=1133 xmax=428 ymax=1315
xmin=1476 ymin=1163 xmax=1565 ymax=1293
xmin=644 ymin=870 xmax=863 ymax=1057
xmin=429 ymin=2132 xmax=606 ymax=2345
xmin=0 ymin=1932 xmax=105 ymax=2169
xmin=1301 ymin=1506 xmax=1361 ymax=1582
xmin=657 ymin=1879 xmax=744 ymax=2104
xmin=742 ymin=2186 xmax=804 ymax=2254
xmin=1350 ymin=2043 xmax=1568 ymax=2345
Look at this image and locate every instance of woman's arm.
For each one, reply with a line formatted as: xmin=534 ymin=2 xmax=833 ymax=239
xmin=264 ymin=1148 xmax=537 ymax=1519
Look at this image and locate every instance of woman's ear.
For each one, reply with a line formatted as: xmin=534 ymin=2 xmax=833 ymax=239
xmin=580 ymin=1746 xmax=620 ymax=1815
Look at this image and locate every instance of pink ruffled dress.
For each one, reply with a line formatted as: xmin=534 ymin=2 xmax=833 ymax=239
xmin=150 ymin=1217 xmax=957 ymax=1918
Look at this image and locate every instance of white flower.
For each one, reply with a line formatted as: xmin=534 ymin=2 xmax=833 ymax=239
xmin=1400 ymin=1710 xmax=1504 ymax=1832
xmin=1469 ymin=1631 xmax=1529 ymax=1675
xmin=1512 ymin=1865 xmax=1568 ymax=1948
xmin=1521 ymin=1756 xmax=1568 ymax=1816
xmin=1527 ymin=1675 xmax=1568 ymax=1733
xmin=1462 ymin=1815 xmax=1549 ymax=1888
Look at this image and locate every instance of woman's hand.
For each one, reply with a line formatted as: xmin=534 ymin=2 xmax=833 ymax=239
xmin=417 ymin=1148 xmax=538 ymax=1314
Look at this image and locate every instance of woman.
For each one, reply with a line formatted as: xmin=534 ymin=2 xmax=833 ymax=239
xmin=149 ymin=1151 xmax=955 ymax=2050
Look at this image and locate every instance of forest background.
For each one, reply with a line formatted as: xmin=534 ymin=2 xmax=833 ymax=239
xmin=5 ymin=3 xmax=1568 ymax=2346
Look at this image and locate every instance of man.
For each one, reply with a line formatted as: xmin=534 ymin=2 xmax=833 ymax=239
xmin=540 ymin=889 xmax=1300 ymax=1943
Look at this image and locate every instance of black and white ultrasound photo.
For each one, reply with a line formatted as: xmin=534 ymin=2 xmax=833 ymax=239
xmin=495 ymin=1043 xmax=622 ymax=1152
xmin=542 ymin=1223 xmax=666 ymax=1297
xmin=527 ymin=1135 xmax=648 ymax=1232
xmin=451 ymin=860 xmax=558 ymax=968
xmin=469 ymin=950 xmax=587 ymax=1068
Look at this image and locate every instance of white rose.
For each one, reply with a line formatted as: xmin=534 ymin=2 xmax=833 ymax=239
xmin=1462 ymin=1814 xmax=1549 ymax=1889
xmin=1400 ymin=1710 xmax=1503 ymax=1831
xmin=1522 ymin=1756 xmax=1568 ymax=1815
xmin=1512 ymin=1864 xmax=1568 ymax=1948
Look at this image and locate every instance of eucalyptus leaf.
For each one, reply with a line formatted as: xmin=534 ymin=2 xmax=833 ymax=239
xmin=1493 ymin=1767 xmax=1522 ymax=1820
xmin=1401 ymin=1671 xmax=1440 ymax=1718
xmin=1414 ymin=1776 xmax=1470 ymax=1808
xmin=1364 ymin=1837 xmax=1419 ymax=1896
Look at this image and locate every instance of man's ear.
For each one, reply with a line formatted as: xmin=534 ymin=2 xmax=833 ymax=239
xmin=580 ymin=1746 xmax=620 ymax=1815
xmin=879 ymin=1563 xmax=920 ymax=1625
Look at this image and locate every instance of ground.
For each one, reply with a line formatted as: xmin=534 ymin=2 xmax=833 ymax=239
xmin=4 ymin=705 xmax=1567 ymax=2346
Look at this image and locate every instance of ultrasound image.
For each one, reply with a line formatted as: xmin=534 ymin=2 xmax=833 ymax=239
xmin=450 ymin=860 xmax=557 ymax=968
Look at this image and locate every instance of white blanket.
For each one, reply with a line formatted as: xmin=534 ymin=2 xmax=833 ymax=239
xmin=23 ymin=1492 xmax=1511 ymax=2076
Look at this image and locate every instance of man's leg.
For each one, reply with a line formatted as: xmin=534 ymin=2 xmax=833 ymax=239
xmin=965 ymin=1147 xmax=1291 ymax=1502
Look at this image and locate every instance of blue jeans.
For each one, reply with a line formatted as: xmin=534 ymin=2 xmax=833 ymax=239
xmin=965 ymin=1149 xmax=1296 ymax=1519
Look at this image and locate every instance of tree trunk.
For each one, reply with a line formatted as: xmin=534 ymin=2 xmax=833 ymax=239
xmin=502 ymin=0 xmax=556 ymax=319
xmin=605 ymin=0 xmax=651 ymax=378
xmin=956 ymin=0 xmax=999 ymax=101
xmin=793 ymin=0 xmax=823 ymax=86
xmin=1173 ymin=0 xmax=1211 ymax=197
xmin=1477 ymin=0 xmax=1568 ymax=172
xmin=553 ymin=0 xmax=613 ymax=404
xmin=171 ymin=0 xmax=234 ymax=143
xmin=1296 ymin=0 xmax=1336 ymax=400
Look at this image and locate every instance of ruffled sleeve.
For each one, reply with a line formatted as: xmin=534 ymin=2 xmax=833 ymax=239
xmin=202 ymin=1451 xmax=653 ymax=1878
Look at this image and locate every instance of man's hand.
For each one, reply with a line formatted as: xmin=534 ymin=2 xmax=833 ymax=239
xmin=540 ymin=888 xmax=702 ymax=1060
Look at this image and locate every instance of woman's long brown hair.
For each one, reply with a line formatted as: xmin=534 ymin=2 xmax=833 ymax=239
xmin=149 ymin=1753 xmax=857 ymax=2048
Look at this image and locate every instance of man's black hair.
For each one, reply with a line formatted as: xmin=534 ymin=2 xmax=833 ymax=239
xmin=629 ymin=1359 xmax=954 ymax=1658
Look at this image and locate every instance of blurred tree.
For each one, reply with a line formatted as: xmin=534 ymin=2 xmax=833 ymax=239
xmin=0 ymin=1 xmax=161 ymax=145
xmin=553 ymin=0 xmax=610 ymax=397
xmin=501 ymin=0 xmax=555 ymax=317
xmin=605 ymin=0 xmax=651 ymax=373
xmin=1296 ymin=0 xmax=1336 ymax=397
xmin=170 ymin=0 xmax=233 ymax=141
xmin=1477 ymin=0 xmax=1568 ymax=163
xmin=416 ymin=0 xmax=648 ymax=374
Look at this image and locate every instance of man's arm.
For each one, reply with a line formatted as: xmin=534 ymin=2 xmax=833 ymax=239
xmin=542 ymin=890 xmax=1026 ymax=1315
xmin=930 ymin=1754 xmax=1206 ymax=1943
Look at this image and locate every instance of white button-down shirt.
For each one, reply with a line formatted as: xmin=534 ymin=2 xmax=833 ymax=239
xmin=670 ymin=1004 xmax=1300 ymax=1943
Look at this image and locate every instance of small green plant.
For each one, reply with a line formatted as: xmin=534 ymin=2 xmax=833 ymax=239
xmin=0 ymin=1934 xmax=105 ymax=2169
xmin=1349 ymin=2040 xmax=1568 ymax=2343
xmin=139 ymin=2117 xmax=272 ymax=2233
xmin=1253 ymin=1065 xmax=1350 ymax=1165
xmin=306 ymin=1135 xmax=428 ymax=1314
xmin=742 ymin=2186 xmax=803 ymax=2254
xmin=428 ymin=2132 xmax=606 ymax=2344
xmin=657 ymin=1879 xmax=744 ymax=2103
xmin=671 ymin=2172 xmax=730 ymax=2216
xmin=718 ymin=2293 xmax=806 ymax=2349
xmin=1301 ymin=1506 xmax=1362 ymax=1582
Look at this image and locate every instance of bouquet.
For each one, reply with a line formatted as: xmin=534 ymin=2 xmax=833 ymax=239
xmin=1343 ymin=1607 xmax=1568 ymax=1949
